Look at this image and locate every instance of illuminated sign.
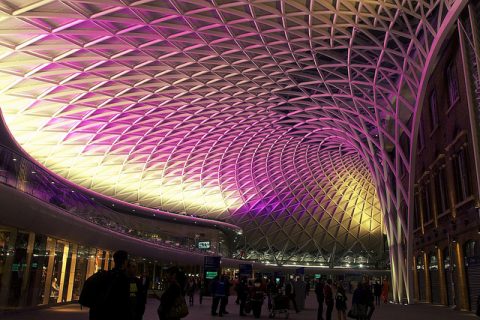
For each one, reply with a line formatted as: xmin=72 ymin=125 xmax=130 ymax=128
xmin=198 ymin=241 xmax=211 ymax=249
xmin=206 ymin=271 xmax=218 ymax=279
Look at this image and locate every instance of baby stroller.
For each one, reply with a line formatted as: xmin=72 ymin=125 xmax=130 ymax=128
xmin=269 ymin=293 xmax=289 ymax=318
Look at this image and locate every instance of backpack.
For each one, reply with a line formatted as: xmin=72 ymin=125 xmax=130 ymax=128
xmin=167 ymin=295 xmax=189 ymax=319
xmin=335 ymin=292 xmax=346 ymax=309
xmin=79 ymin=270 xmax=111 ymax=308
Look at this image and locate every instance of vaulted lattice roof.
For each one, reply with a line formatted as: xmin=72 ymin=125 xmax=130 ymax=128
xmin=0 ymin=0 xmax=465 ymax=299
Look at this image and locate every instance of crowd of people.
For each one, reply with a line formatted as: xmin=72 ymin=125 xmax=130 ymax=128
xmin=315 ymin=278 xmax=389 ymax=320
xmin=79 ymin=249 xmax=392 ymax=320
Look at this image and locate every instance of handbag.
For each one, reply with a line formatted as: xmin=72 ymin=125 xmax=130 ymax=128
xmin=347 ymin=303 xmax=358 ymax=319
xmin=167 ymin=295 xmax=189 ymax=319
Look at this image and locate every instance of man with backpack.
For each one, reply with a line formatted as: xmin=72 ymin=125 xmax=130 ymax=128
xmin=79 ymin=250 xmax=132 ymax=320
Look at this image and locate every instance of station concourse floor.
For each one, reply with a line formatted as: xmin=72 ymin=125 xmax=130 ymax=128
xmin=2 ymin=293 xmax=477 ymax=320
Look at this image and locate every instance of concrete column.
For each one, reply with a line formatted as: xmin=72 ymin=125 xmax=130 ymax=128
xmin=56 ymin=242 xmax=70 ymax=303
xmin=437 ymin=247 xmax=448 ymax=305
xmin=42 ymin=237 xmax=56 ymax=305
xmin=66 ymin=243 xmax=78 ymax=302
xmin=454 ymin=242 xmax=470 ymax=310
xmin=423 ymin=251 xmax=432 ymax=303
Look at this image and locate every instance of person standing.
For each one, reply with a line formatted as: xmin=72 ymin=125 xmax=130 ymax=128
xmin=250 ymin=277 xmax=266 ymax=318
xmin=335 ymin=285 xmax=347 ymax=320
xmin=315 ymin=279 xmax=325 ymax=320
xmin=220 ymin=275 xmax=231 ymax=315
xmin=324 ymin=279 xmax=334 ymax=320
xmin=127 ymin=262 xmax=147 ymax=320
xmin=237 ymin=277 xmax=249 ymax=316
xmin=186 ymin=277 xmax=196 ymax=306
xmin=294 ymin=277 xmax=307 ymax=310
xmin=352 ymin=283 xmax=368 ymax=320
xmin=285 ymin=277 xmax=299 ymax=313
xmin=211 ymin=275 xmax=226 ymax=316
xmin=373 ymin=281 xmax=381 ymax=306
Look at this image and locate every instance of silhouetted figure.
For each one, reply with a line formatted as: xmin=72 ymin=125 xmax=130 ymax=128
xmin=127 ymin=262 xmax=146 ymax=320
xmin=250 ymin=277 xmax=266 ymax=318
xmin=285 ymin=278 xmax=299 ymax=313
xmin=315 ymin=279 xmax=325 ymax=320
xmin=352 ymin=283 xmax=368 ymax=320
xmin=365 ymin=282 xmax=375 ymax=320
xmin=158 ymin=266 xmax=187 ymax=320
xmin=211 ymin=276 xmax=227 ymax=316
xmin=373 ymin=281 xmax=381 ymax=306
xmin=237 ymin=277 xmax=249 ymax=316
xmin=335 ymin=285 xmax=347 ymax=320
xmin=80 ymin=250 xmax=132 ymax=320
xmin=324 ymin=279 xmax=334 ymax=320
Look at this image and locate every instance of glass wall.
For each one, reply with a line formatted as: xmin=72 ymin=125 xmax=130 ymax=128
xmin=0 ymin=225 xmax=113 ymax=311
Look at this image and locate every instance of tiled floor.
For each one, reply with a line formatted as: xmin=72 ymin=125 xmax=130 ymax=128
xmin=2 ymin=294 xmax=477 ymax=320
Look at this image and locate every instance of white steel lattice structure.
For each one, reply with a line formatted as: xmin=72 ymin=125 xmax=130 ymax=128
xmin=0 ymin=0 xmax=470 ymax=302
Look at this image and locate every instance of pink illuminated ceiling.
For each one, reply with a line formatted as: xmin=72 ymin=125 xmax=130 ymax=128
xmin=0 ymin=0 xmax=463 ymax=275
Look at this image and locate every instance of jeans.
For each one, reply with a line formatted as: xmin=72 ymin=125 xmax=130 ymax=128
xmin=325 ymin=302 xmax=334 ymax=320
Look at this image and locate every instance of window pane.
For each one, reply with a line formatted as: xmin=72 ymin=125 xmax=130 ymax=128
xmin=447 ymin=62 xmax=459 ymax=106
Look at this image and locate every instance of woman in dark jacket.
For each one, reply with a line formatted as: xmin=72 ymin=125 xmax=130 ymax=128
xmin=158 ymin=267 xmax=183 ymax=320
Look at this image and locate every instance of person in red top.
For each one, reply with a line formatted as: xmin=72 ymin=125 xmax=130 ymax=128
xmin=323 ymin=279 xmax=334 ymax=320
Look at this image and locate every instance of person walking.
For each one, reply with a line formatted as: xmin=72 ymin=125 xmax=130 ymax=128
xmin=365 ymin=282 xmax=375 ymax=320
xmin=211 ymin=275 xmax=226 ymax=316
xmin=186 ymin=277 xmax=196 ymax=306
xmin=315 ymin=279 xmax=325 ymax=320
xmin=324 ymin=279 xmax=334 ymax=320
xmin=157 ymin=266 xmax=187 ymax=320
xmin=351 ymin=283 xmax=368 ymax=320
xmin=335 ymin=285 xmax=347 ymax=320
xmin=381 ymin=278 xmax=389 ymax=304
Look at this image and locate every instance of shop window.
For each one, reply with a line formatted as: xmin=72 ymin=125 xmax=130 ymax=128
xmin=447 ymin=61 xmax=460 ymax=107
xmin=26 ymin=234 xmax=49 ymax=306
xmin=429 ymin=253 xmax=438 ymax=270
xmin=428 ymin=90 xmax=438 ymax=131
xmin=72 ymin=245 xmax=89 ymax=301
xmin=7 ymin=231 xmax=29 ymax=307
xmin=464 ymin=240 xmax=478 ymax=258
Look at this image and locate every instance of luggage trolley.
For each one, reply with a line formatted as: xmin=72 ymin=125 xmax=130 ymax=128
xmin=268 ymin=293 xmax=289 ymax=318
